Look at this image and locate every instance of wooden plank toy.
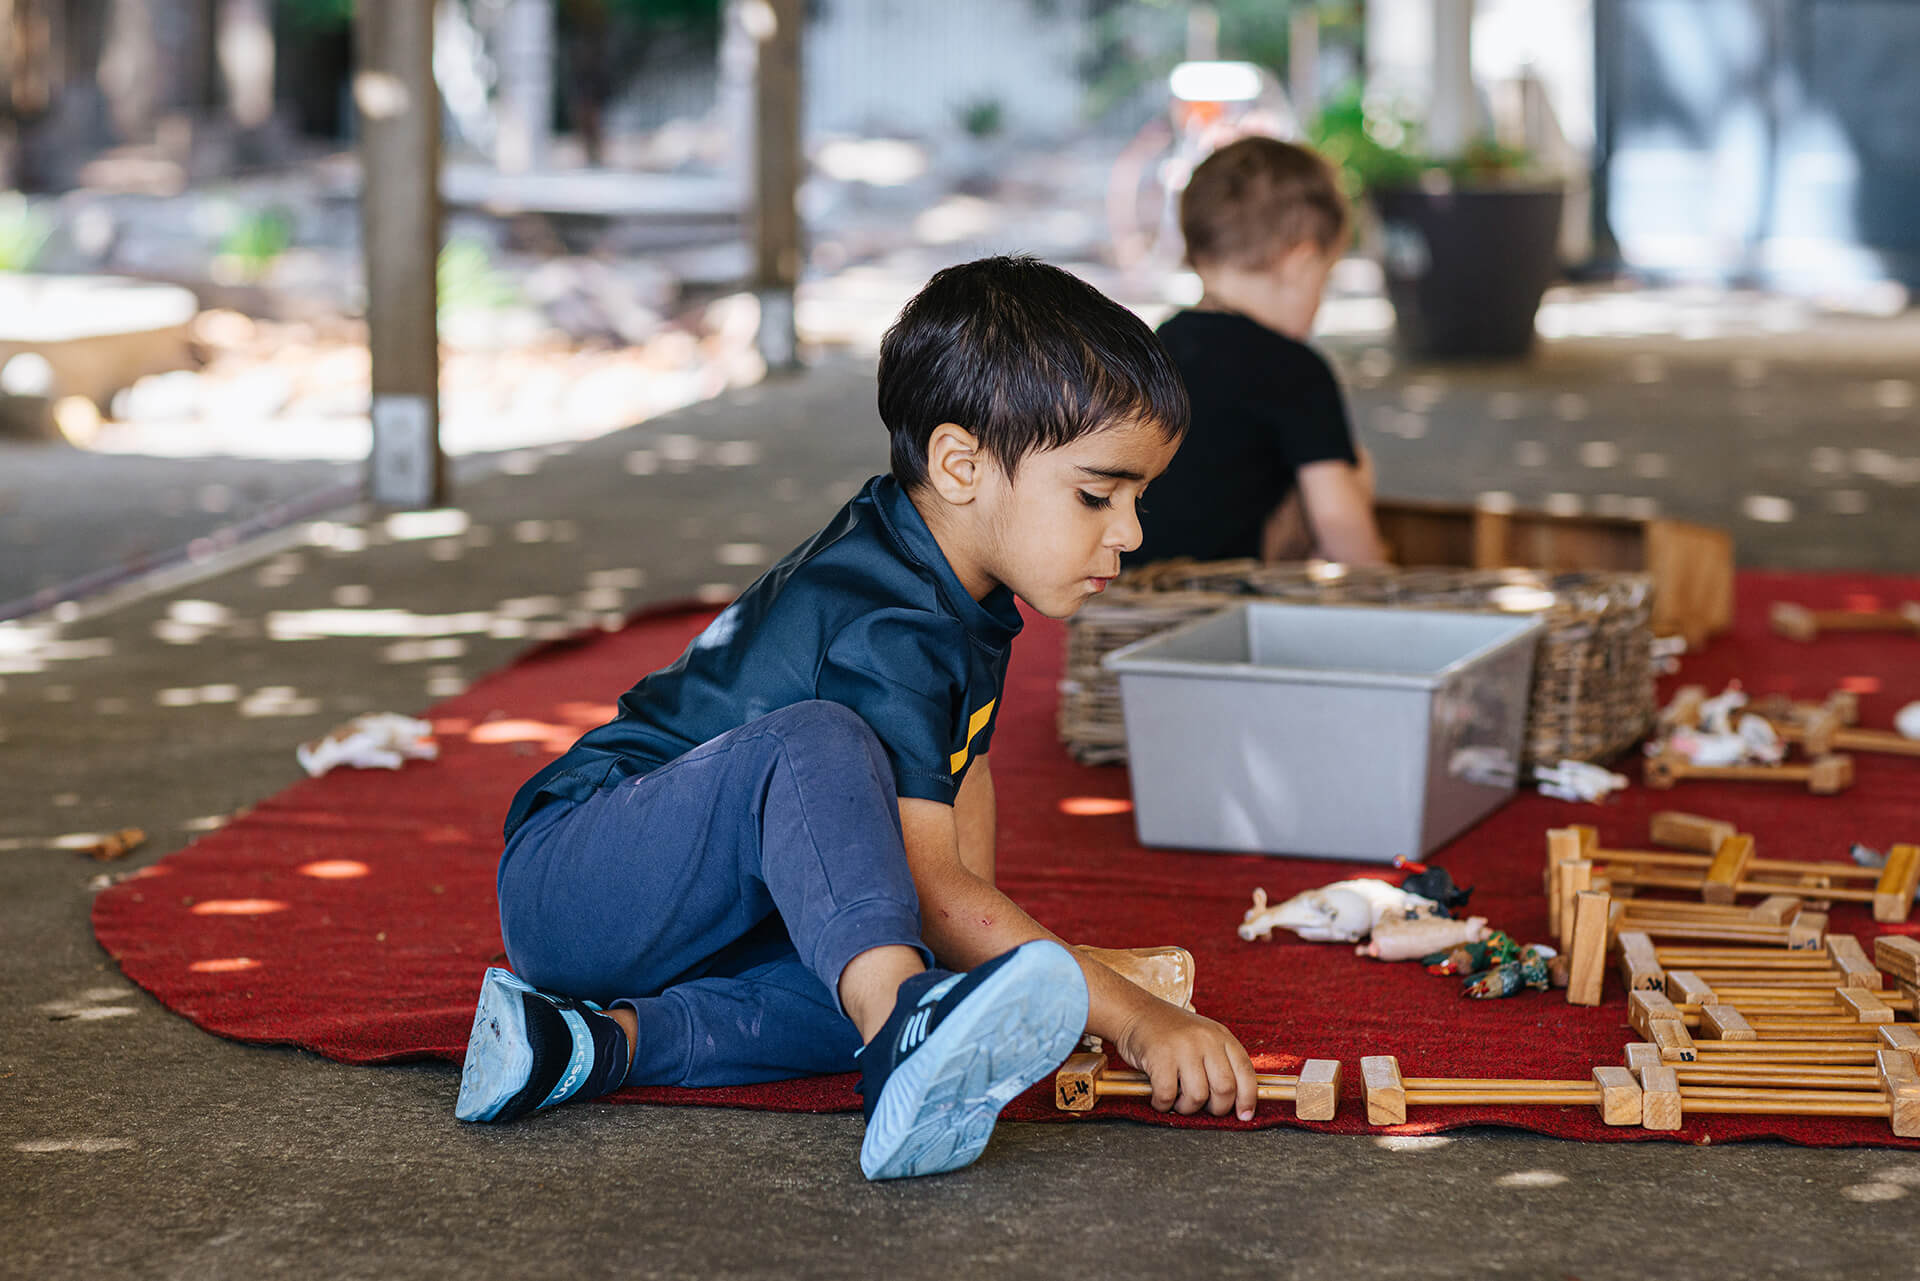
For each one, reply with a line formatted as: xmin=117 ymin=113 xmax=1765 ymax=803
xmin=1359 ymin=1055 xmax=1642 ymax=1127
xmin=1644 ymin=749 xmax=1854 ymax=795
xmin=1621 ymin=1042 xmax=1920 ymax=1135
xmin=1053 ymin=1052 xmax=1342 ymax=1121
xmin=1769 ymin=599 xmax=1920 ymax=642
xmin=1874 ymin=934 xmax=1920 ymax=984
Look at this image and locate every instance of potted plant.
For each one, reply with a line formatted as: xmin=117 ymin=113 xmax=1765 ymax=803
xmin=1311 ymin=90 xmax=1564 ymax=360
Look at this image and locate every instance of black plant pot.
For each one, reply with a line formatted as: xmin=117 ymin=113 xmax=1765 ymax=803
xmin=1370 ymin=184 xmax=1564 ymax=360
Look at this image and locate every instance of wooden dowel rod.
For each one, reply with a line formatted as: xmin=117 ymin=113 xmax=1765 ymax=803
xmin=1748 ymin=859 xmax=1880 ymax=879
xmin=1653 ymin=952 xmax=1828 ymax=964
xmin=1093 ymin=1080 xmax=1303 ymax=1102
xmin=1403 ymin=1078 xmax=1592 ymax=1090
xmin=1738 ymin=881 xmax=1876 ymax=903
xmin=1403 ymin=1090 xmax=1601 ymax=1106
xmin=1680 ymin=1099 xmax=1890 ymax=1117
xmin=1093 ymin=1067 xmax=1301 ymax=1089
xmin=1598 ymin=850 xmax=1712 ymax=869
xmin=1669 ymin=1070 xmax=1880 ymax=1088
xmin=1677 ymin=1085 xmax=1889 ymax=1102
xmin=1691 ymin=1040 xmax=1883 ymax=1055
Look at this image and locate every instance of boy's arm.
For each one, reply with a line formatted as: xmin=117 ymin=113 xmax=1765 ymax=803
xmin=952 ymin=755 xmax=996 ymax=883
xmin=1293 ymin=452 xmax=1388 ymax=565
xmin=898 ymin=795 xmax=1258 ymax=1118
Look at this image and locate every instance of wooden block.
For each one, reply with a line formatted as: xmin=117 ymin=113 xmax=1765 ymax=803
xmin=1054 ymin=1051 xmax=1107 ymax=1111
xmin=1661 ymin=684 xmax=1707 ymax=729
xmin=1769 ymin=601 xmax=1817 ymax=641
xmin=1788 ymin=910 xmax=1829 ymax=950
xmin=1558 ymin=859 xmax=1593 ymax=951
xmin=1880 ymin=1025 xmax=1920 ymax=1068
xmin=1874 ymin=845 xmax=1920 ymax=923
xmin=1878 ymin=1049 xmax=1920 ymax=1138
xmin=1873 ymin=934 xmax=1920 ymax=981
xmin=1567 ymin=890 xmax=1610 ymax=1007
xmin=1644 ymin=749 xmax=1683 ymax=790
xmin=1362 ymin=1055 xmax=1406 ymax=1125
xmin=1639 ymin=1065 xmax=1683 ymax=1131
xmin=1701 ymin=834 xmax=1755 ymax=905
xmin=1292 ymin=1058 xmax=1341 ymax=1121
xmin=1592 ymin=1065 xmax=1643 ymax=1126
xmin=1665 ymin=970 xmax=1717 ymax=1006
xmin=1652 ymin=1019 xmax=1697 ymax=1062
xmin=1823 ymin=934 xmax=1881 ymax=988
xmin=1616 ymin=930 xmax=1665 ymax=993
xmin=1807 ymin=754 xmax=1853 ymax=795
xmin=1624 ymin=1042 xmax=1663 ymax=1076
xmin=1650 ymin=810 xmax=1737 ymax=853
xmin=1835 ymin=988 xmax=1895 ymax=1024
xmin=1545 ymin=827 xmax=1587 ymax=933
xmin=1629 ymin=989 xmax=1684 ymax=1036
xmin=1750 ymin=895 xmax=1804 ymax=924
xmin=1700 ymin=1004 xmax=1757 ymax=1040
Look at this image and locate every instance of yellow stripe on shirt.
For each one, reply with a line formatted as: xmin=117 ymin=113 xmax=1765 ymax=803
xmin=948 ymin=699 xmax=997 ymax=774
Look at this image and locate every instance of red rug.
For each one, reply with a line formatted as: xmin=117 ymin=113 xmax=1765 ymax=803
xmin=93 ymin=570 xmax=1920 ymax=1145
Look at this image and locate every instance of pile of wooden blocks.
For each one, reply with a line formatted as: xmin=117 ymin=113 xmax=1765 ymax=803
xmin=1054 ymin=813 xmax=1919 ymax=1135
xmin=1359 ymin=812 xmax=1918 ymax=1136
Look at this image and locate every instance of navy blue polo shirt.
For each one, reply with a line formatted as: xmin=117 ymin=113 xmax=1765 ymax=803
xmin=502 ymin=474 xmax=1024 ymax=840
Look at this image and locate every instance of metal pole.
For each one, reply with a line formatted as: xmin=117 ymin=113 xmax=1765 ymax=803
xmin=354 ymin=0 xmax=445 ymax=509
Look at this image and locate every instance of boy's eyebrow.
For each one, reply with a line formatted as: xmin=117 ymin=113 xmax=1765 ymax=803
xmin=1074 ymin=464 xmax=1146 ymax=482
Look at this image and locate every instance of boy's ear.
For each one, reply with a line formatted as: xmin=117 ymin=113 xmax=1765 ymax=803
xmin=924 ymin=422 xmax=985 ymax=504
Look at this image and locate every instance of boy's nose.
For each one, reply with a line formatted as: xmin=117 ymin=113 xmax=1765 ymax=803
xmin=1109 ymin=504 xmax=1144 ymax=553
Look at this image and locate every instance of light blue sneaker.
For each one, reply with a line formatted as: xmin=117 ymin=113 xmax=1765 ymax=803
xmin=455 ymin=967 xmax=630 ymax=1123
xmin=853 ymin=940 xmax=1088 ymax=1180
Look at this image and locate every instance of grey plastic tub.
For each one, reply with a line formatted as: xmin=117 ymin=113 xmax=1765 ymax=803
xmin=1103 ymin=601 xmax=1543 ymax=862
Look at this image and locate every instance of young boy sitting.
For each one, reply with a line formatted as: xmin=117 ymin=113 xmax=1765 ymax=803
xmin=455 ymin=256 xmax=1261 ymax=1180
xmin=1128 ymin=136 xmax=1389 ymax=568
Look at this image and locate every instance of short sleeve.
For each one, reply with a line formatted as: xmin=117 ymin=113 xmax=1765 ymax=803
xmin=817 ymin=608 xmax=972 ymax=805
xmin=1267 ymin=342 xmax=1358 ymax=470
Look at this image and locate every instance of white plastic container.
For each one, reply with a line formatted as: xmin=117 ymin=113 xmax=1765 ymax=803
xmin=1103 ymin=601 xmax=1542 ymax=861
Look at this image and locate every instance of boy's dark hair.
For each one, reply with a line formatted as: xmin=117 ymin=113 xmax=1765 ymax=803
xmin=878 ymin=256 xmax=1188 ymax=489
xmin=1180 ymin=136 xmax=1349 ymax=270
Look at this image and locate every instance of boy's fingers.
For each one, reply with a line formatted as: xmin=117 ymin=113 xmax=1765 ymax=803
xmin=1229 ymin=1045 xmax=1259 ymax=1120
xmin=1150 ymin=1062 xmax=1181 ymax=1113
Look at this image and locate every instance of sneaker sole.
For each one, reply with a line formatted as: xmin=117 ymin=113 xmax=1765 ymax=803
xmin=454 ymin=967 xmax=537 ymax=1122
xmin=859 ymin=941 xmax=1088 ymax=1181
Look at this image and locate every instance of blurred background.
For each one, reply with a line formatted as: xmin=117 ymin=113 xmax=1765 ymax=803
xmin=2 ymin=0 xmax=1916 ymax=613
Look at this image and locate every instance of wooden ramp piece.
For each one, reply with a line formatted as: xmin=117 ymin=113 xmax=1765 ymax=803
xmin=1702 ymin=834 xmax=1755 ymax=904
xmin=1874 ymin=845 xmax=1920 ymax=923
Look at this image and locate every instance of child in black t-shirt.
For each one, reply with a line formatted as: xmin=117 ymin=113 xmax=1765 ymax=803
xmin=454 ymin=257 xmax=1261 ymax=1181
xmin=1129 ymin=136 xmax=1389 ymax=567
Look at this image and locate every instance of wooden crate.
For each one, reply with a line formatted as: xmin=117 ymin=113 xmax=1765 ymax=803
xmin=1372 ymin=499 xmax=1733 ymax=649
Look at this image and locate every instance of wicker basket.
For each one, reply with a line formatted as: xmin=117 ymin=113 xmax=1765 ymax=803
xmin=1059 ymin=559 xmax=1656 ymax=769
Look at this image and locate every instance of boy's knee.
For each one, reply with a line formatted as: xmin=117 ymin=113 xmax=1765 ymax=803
xmin=764 ymin=699 xmax=883 ymax=758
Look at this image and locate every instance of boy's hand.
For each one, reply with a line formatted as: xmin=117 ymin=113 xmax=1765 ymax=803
xmin=1112 ymin=1001 xmax=1259 ymax=1120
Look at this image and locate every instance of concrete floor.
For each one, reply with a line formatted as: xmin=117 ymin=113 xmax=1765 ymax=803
xmin=6 ymin=333 xmax=1920 ymax=1279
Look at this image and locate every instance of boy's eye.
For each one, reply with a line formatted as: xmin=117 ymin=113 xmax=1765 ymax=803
xmin=1077 ymin=490 xmax=1113 ymax=511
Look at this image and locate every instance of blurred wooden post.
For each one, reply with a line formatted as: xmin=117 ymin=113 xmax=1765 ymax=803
xmin=354 ymin=0 xmax=444 ymax=509
xmin=752 ymin=0 xmax=802 ymax=370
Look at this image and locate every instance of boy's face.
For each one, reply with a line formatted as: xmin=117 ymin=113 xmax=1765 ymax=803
xmin=969 ymin=418 xmax=1180 ymax=620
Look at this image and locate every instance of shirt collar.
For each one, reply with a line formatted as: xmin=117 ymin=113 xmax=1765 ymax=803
xmin=871 ymin=474 xmax=1024 ymax=649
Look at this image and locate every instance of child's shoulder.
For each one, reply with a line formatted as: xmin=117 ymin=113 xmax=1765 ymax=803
xmin=1158 ymin=309 xmax=1332 ymax=378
